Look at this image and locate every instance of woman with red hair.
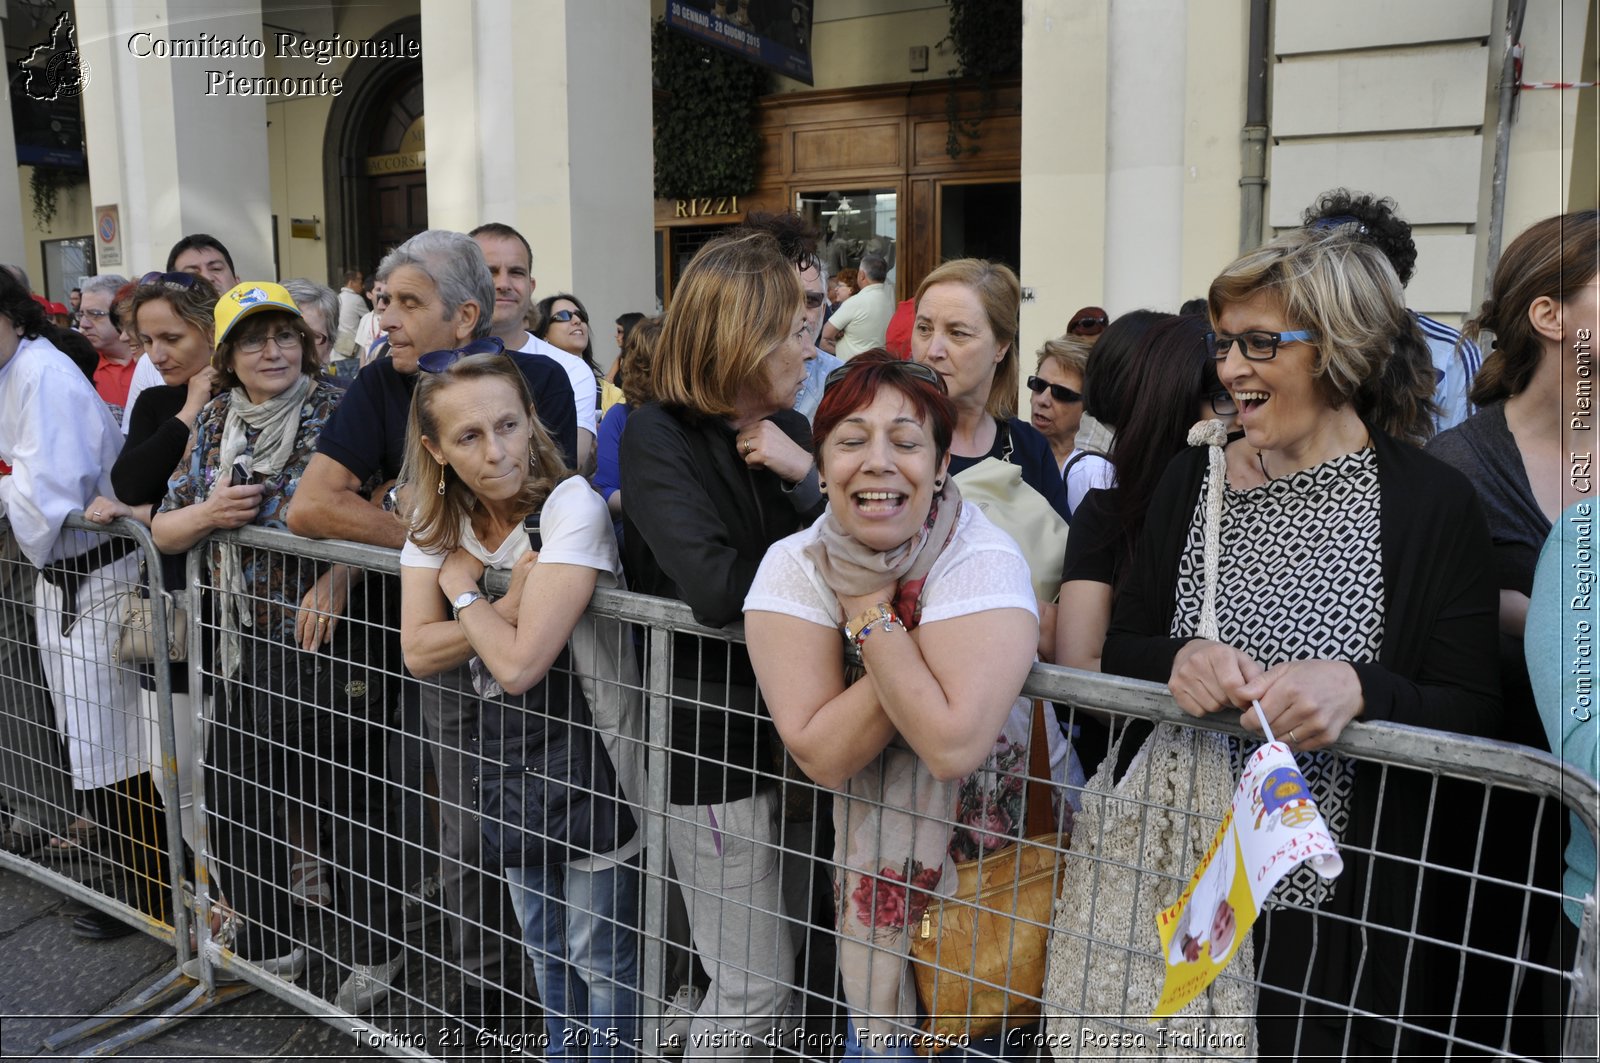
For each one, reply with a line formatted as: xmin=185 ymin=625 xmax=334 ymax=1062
xmin=745 ymin=350 xmax=1073 ymax=1057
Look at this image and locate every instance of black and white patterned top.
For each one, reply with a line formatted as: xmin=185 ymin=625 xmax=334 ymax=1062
xmin=1171 ymin=445 xmax=1384 ymax=906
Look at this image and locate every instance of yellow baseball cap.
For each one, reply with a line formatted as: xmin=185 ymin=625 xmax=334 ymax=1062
xmin=215 ymin=281 xmax=302 ymax=345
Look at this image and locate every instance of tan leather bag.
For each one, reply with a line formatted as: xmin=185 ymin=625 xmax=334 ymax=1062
xmin=112 ymin=592 xmax=187 ymax=664
xmin=910 ymin=702 xmax=1068 ymax=1053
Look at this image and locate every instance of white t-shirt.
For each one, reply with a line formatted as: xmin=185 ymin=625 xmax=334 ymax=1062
xmin=1064 ymin=450 xmax=1114 ymax=517
xmin=744 ymin=503 xmax=1075 ymax=777
xmin=400 ymin=475 xmax=643 ymax=867
xmin=519 ymin=332 xmax=598 ymax=436
xmin=829 ymin=283 xmax=896 ymax=360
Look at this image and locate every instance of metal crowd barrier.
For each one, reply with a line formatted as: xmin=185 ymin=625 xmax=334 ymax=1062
xmin=1 ymin=516 xmax=1596 ymax=1061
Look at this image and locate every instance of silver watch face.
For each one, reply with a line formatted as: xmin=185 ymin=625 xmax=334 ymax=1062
xmin=453 ymin=591 xmax=480 ymax=609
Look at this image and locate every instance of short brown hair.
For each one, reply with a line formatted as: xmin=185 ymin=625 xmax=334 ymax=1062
xmin=654 ymin=230 xmax=804 ymax=419
xmin=619 ymin=315 xmax=663 ymax=408
xmin=1208 ymin=228 xmax=1436 ymax=445
xmin=213 ymin=310 xmax=320 ymax=392
xmin=1035 ymin=334 xmax=1092 ymax=378
xmin=914 ymin=259 xmax=1022 ymax=419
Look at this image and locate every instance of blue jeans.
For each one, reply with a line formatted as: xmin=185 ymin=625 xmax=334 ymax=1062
xmin=505 ymin=857 xmax=642 ymax=1060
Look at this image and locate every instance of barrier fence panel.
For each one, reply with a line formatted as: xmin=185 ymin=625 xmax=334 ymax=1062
xmin=0 ymin=513 xmax=219 ymax=1055
xmin=6 ymin=517 xmax=1598 ymax=1061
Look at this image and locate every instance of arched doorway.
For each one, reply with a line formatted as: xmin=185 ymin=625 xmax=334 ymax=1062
xmin=321 ymin=16 xmax=425 ymax=280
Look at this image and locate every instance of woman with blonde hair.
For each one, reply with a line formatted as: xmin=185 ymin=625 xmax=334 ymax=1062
xmin=399 ymin=351 xmax=643 ymax=1058
xmin=1103 ymin=227 xmax=1501 ymax=1057
xmin=619 ymin=228 xmax=821 ymax=1055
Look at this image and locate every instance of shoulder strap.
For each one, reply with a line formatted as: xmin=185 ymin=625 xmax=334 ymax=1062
xmin=1023 ymin=699 xmax=1055 ymax=836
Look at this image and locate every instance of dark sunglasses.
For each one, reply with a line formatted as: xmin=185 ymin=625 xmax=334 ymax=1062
xmin=139 ymin=270 xmax=201 ymax=290
xmin=823 ymin=358 xmax=942 ymax=394
xmin=1068 ymin=314 xmax=1108 ymax=335
xmin=417 ymin=336 xmax=507 ymax=374
xmin=549 ymin=308 xmax=588 ymax=325
xmin=1026 ymin=375 xmax=1082 ymax=403
xmin=803 ymin=292 xmax=825 ymax=309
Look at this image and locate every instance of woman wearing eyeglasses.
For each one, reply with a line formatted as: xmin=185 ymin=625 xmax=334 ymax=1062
xmin=1102 ymin=229 xmax=1501 ymax=1058
xmin=1027 ymin=335 xmax=1091 ymax=476
xmin=745 ymin=351 xmax=1071 ymax=1058
xmin=152 ymin=282 xmax=406 ymax=998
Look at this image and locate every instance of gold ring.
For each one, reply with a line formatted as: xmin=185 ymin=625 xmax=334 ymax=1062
xmin=316 ymin=617 xmax=328 ymax=626
xmin=1288 ymin=728 xmax=1298 ymax=744
xmin=742 ymin=440 xmax=751 ymax=453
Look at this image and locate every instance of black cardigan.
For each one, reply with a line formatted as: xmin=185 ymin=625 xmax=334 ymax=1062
xmin=619 ymin=401 xmax=824 ymax=805
xmin=1102 ymin=427 xmax=1502 ymax=736
xmin=1101 ymin=428 xmax=1504 ymax=1043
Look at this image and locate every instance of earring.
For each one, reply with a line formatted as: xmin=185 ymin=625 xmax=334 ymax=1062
xmin=934 ymin=478 xmax=945 ymax=490
xmin=529 ymin=443 xmax=538 ymax=471
xmin=818 ymin=479 xmax=826 ymax=490
xmin=437 ymin=470 xmax=446 ymax=495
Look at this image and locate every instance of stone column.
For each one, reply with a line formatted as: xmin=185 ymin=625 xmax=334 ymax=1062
xmin=75 ymin=0 xmax=274 ymax=279
xmin=420 ymin=0 xmax=655 ymax=357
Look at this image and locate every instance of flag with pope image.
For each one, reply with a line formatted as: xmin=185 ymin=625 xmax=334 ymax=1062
xmin=1152 ymin=702 xmax=1344 ymax=1018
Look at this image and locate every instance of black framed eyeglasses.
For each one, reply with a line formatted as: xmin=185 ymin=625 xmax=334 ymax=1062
xmin=1208 ymin=390 xmax=1239 ymax=416
xmin=418 ymin=336 xmax=506 ymax=374
xmin=139 ymin=271 xmax=200 ymax=290
xmin=549 ymin=308 xmax=588 ymax=325
xmin=236 ymin=328 xmax=305 ymax=355
xmin=823 ymin=358 xmax=942 ymax=393
xmin=1026 ymin=375 xmax=1082 ymax=403
xmin=1204 ymin=329 xmax=1315 ymax=361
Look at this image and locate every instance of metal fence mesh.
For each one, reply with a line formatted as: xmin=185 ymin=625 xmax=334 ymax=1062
xmin=1 ymin=516 xmax=1596 ymax=1061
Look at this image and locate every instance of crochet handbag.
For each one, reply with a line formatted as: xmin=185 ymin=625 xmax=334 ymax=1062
xmin=1042 ymin=421 xmax=1257 ymax=1059
xmin=909 ymin=701 xmax=1070 ymax=1053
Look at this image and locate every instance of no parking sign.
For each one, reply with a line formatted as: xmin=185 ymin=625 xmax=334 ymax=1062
xmin=94 ymin=204 xmax=121 ymax=268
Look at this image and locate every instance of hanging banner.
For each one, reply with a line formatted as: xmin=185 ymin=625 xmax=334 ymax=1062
xmin=664 ymin=0 xmax=814 ymax=85
xmin=1152 ymin=740 xmax=1344 ymax=1018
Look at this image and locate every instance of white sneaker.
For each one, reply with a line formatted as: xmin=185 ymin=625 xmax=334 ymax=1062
xmin=659 ymin=984 xmax=703 ymax=1055
xmin=182 ymin=946 xmax=306 ymax=984
xmin=401 ymin=874 xmax=442 ymax=932
xmin=335 ymin=955 xmax=405 ymax=1013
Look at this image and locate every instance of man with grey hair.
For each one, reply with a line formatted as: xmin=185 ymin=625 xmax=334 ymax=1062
xmin=281 ymin=277 xmax=340 ymax=374
xmin=76 ymin=274 xmax=136 ymax=424
xmin=820 ymin=251 xmax=894 ymax=360
xmin=287 ymin=229 xmax=575 ymax=1024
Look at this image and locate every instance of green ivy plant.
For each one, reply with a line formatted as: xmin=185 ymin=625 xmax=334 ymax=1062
xmin=29 ymin=166 xmax=73 ymax=230
xmin=652 ymin=19 xmax=767 ymax=201
xmin=942 ymin=0 xmax=1022 ymax=158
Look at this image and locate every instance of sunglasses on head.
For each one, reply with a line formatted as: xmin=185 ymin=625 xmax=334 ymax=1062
xmin=549 ymin=308 xmax=588 ymax=325
xmin=1026 ymin=375 xmax=1082 ymax=403
xmin=140 ymin=271 xmax=201 ymax=290
xmin=1068 ymin=314 xmax=1108 ymax=335
xmin=823 ymin=358 xmax=942 ymax=393
xmin=417 ymin=336 xmax=507 ymax=374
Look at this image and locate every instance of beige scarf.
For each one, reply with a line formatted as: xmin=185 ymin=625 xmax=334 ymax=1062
xmin=213 ymin=375 xmax=313 ymax=677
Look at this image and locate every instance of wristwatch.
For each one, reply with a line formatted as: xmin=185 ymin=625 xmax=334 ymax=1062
xmin=843 ymin=602 xmax=899 ymax=647
xmin=451 ymin=590 xmax=486 ymax=620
